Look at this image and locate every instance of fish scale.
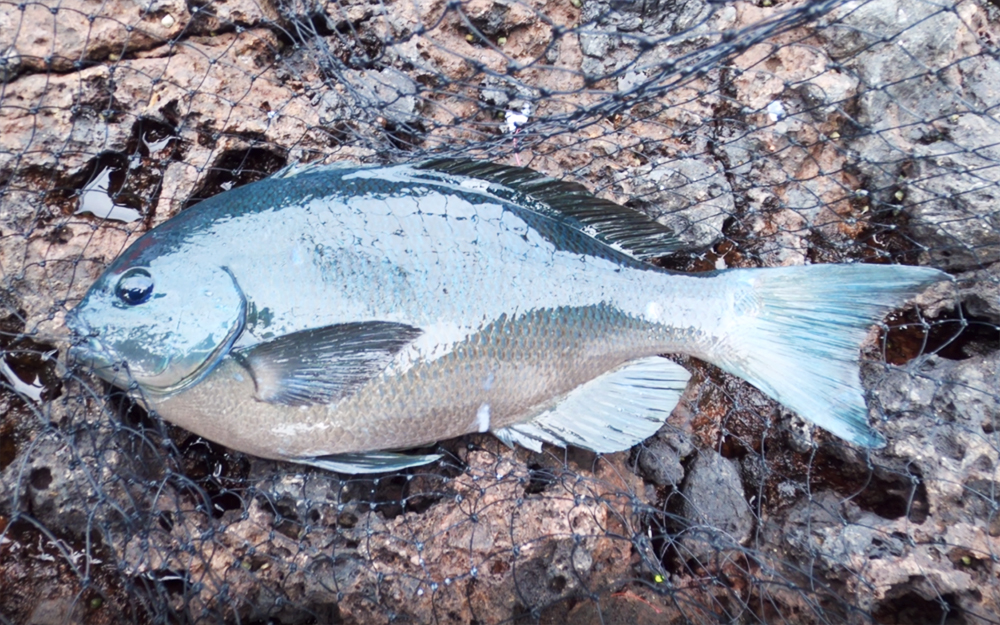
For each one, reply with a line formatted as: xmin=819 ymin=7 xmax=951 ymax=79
xmin=154 ymin=305 xmax=673 ymax=458
xmin=66 ymin=160 xmax=950 ymax=472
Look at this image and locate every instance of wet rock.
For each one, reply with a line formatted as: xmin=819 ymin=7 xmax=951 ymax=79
xmin=675 ymin=451 xmax=753 ymax=562
xmin=870 ymin=353 xmax=999 ymax=512
xmin=616 ymin=70 xmax=647 ymax=94
xmin=776 ymin=408 xmax=816 ymax=453
xmin=565 ymin=586 xmax=685 ymax=625
xmin=0 ymin=434 xmax=112 ymax=541
xmin=25 ymin=587 xmax=81 ymax=625
xmin=507 ymin=538 xmax=596 ymax=611
xmin=0 ymin=28 xmax=301 ymax=179
xmin=107 ymin=449 xmax=640 ymax=624
xmin=901 ymin=115 xmax=1000 ymax=270
xmin=464 ymin=0 xmax=510 ymax=37
xmin=865 ymin=350 xmax=999 ymax=558
xmin=636 ymin=428 xmax=694 ymax=487
xmin=0 ymin=45 xmax=21 ymax=83
xmin=580 ymin=32 xmax=611 ymax=59
xmin=575 ymin=0 xmax=714 ymax=77
xmin=581 ymin=0 xmax=711 ymax=36
xmin=249 ymin=469 xmax=344 ymax=528
xmin=910 ymin=261 xmax=1000 ymax=330
xmin=478 ymin=75 xmax=536 ymax=114
xmin=479 ymin=79 xmax=511 ymax=109
xmin=824 ymin=0 xmax=1000 ymax=269
xmin=731 ymin=34 xmax=858 ymax=116
xmin=0 ymin=66 xmax=133 ymax=175
xmin=628 ymin=157 xmax=734 ymax=250
xmin=777 ymin=492 xmax=881 ymax=574
xmin=762 ymin=490 xmax=999 ymax=618
xmin=342 ymin=67 xmax=420 ymax=126
xmin=960 ymin=262 xmax=1000 ymax=323
xmin=186 ymin=0 xmax=281 ymax=34
xmin=463 ymin=0 xmax=538 ymax=37
xmin=0 ymin=0 xmax=190 ymax=73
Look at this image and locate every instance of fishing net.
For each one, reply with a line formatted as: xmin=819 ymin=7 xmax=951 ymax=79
xmin=1 ymin=0 xmax=998 ymax=622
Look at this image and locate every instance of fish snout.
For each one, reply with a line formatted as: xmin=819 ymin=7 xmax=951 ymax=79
xmin=64 ymin=310 xmax=110 ymax=369
xmin=64 ymin=308 xmax=91 ymax=339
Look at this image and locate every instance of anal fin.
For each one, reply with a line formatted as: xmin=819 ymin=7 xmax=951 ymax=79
xmin=495 ymin=357 xmax=691 ymax=454
xmin=291 ymin=451 xmax=443 ymax=474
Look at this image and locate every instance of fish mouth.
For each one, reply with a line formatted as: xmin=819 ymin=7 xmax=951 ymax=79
xmin=65 ymin=320 xmax=244 ymax=396
xmin=69 ymin=339 xmax=119 ymax=377
xmin=65 ymin=313 xmax=122 ymax=382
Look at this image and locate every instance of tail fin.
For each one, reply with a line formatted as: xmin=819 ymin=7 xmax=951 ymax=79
xmin=713 ymin=264 xmax=950 ymax=448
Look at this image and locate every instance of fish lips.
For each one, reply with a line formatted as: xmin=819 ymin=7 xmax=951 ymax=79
xmin=64 ymin=308 xmax=174 ymax=389
xmin=65 ymin=311 xmax=122 ymax=380
xmin=65 ymin=317 xmax=243 ymax=394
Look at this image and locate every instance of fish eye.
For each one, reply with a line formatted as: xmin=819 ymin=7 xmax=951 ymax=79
xmin=115 ymin=268 xmax=154 ymax=306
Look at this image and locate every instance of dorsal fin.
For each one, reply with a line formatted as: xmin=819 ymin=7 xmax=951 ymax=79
xmin=417 ymin=159 xmax=683 ymax=260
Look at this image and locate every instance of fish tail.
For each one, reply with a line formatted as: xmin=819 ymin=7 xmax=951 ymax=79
xmin=710 ymin=264 xmax=950 ymax=448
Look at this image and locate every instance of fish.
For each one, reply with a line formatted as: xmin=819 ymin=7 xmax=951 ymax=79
xmin=65 ymin=159 xmax=950 ymax=473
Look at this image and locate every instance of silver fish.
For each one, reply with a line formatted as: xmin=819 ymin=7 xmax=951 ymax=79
xmin=65 ymin=160 xmax=948 ymax=473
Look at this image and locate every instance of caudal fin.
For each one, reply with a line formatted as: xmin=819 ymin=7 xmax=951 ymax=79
xmin=713 ymin=264 xmax=950 ymax=448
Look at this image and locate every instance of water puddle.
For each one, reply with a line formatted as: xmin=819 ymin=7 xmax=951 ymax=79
xmin=75 ymin=167 xmax=142 ymax=223
xmin=0 ymin=357 xmax=45 ymax=402
xmin=141 ymin=132 xmax=174 ymax=154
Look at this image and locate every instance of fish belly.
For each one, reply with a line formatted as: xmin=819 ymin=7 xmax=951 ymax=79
xmin=147 ymin=297 xmax=710 ymax=460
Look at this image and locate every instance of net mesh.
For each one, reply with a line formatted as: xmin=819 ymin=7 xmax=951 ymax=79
xmin=1 ymin=0 xmax=998 ymax=623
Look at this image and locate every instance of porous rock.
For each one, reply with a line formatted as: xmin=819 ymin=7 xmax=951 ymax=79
xmin=675 ymin=450 xmax=753 ymax=563
xmin=636 ymin=428 xmax=694 ymax=487
xmin=112 ymin=449 xmax=642 ymax=624
xmin=826 ymin=0 xmax=1000 ymax=269
xmin=0 ymin=0 xmax=190 ymax=73
xmin=0 ymin=434 xmax=104 ymax=541
xmin=960 ymin=262 xmax=1000 ymax=323
xmin=871 ymin=352 xmax=999 ymax=526
xmin=629 ymin=157 xmax=734 ymax=250
xmin=901 ymin=115 xmax=1000 ymax=270
xmin=763 ymin=490 xmax=999 ymax=618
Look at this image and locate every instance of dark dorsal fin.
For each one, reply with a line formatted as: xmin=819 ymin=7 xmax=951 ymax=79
xmin=417 ymin=159 xmax=683 ymax=260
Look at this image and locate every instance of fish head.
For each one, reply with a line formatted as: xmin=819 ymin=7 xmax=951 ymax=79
xmin=66 ymin=257 xmax=246 ymax=394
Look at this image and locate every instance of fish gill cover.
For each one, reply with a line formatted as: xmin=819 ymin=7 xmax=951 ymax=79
xmin=0 ymin=0 xmax=998 ymax=623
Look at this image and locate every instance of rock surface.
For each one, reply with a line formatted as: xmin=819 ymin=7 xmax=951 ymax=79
xmin=0 ymin=0 xmax=998 ymax=623
xmin=824 ymin=0 xmax=1000 ymax=269
xmin=674 ymin=450 xmax=754 ymax=563
xmin=628 ymin=158 xmax=734 ymax=250
xmin=636 ymin=428 xmax=694 ymax=487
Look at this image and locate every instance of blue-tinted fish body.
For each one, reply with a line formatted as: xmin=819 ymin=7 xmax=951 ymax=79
xmin=66 ymin=161 xmax=947 ymax=472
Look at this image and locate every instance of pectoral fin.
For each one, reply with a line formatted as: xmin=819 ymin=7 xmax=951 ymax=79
xmin=234 ymin=321 xmax=421 ymax=406
xmin=292 ymin=451 xmax=443 ymax=474
xmin=494 ymin=357 xmax=691 ymax=454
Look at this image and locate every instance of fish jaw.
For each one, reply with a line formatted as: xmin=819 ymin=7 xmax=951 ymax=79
xmin=65 ymin=310 xmax=120 ymax=382
xmin=65 ymin=283 xmax=249 ymax=397
xmin=66 ymin=308 xmax=168 ymax=389
xmin=65 ymin=258 xmax=249 ymax=396
xmin=68 ymin=337 xmax=124 ymax=385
